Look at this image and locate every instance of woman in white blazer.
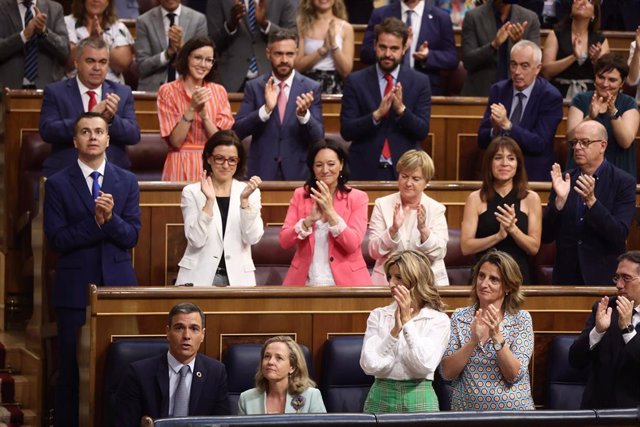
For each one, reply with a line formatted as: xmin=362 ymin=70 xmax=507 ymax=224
xmin=368 ymin=150 xmax=450 ymax=286
xmin=175 ymin=130 xmax=264 ymax=286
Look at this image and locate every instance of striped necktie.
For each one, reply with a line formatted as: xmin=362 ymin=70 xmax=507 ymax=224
xmin=23 ymin=0 xmax=38 ymax=83
xmin=246 ymin=0 xmax=259 ymax=74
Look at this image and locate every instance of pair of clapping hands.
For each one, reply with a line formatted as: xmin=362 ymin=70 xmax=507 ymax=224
xmin=471 ymin=305 xmax=504 ymax=346
xmin=550 ymin=163 xmax=596 ymax=210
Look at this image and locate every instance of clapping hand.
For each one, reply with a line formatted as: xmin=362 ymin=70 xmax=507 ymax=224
xmin=200 ymin=171 xmax=216 ymax=201
xmin=471 ymin=308 xmax=490 ymax=345
xmin=95 ymin=191 xmax=114 ymax=225
xmin=296 ymin=91 xmax=314 ymax=117
xmin=240 ymin=176 xmax=262 ymax=201
xmin=574 ymin=173 xmax=596 ymax=208
xmin=595 ymin=296 xmax=612 ymax=333
xmin=550 ymin=163 xmax=570 ymax=210
xmin=264 ymin=77 xmax=278 ymax=113
xmin=495 ymin=203 xmax=517 ymax=235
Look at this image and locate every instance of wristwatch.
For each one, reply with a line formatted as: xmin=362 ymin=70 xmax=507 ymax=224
xmin=492 ymin=338 xmax=506 ymax=351
xmin=610 ymin=108 xmax=622 ymax=120
xmin=620 ymin=324 xmax=634 ymax=334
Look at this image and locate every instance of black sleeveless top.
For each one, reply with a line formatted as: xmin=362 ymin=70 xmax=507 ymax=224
xmin=552 ymin=27 xmax=605 ymax=98
xmin=475 ymin=189 xmax=531 ymax=284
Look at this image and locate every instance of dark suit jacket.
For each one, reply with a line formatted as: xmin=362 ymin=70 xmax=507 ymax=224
xmin=359 ymin=2 xmax=457 ymax=95
xmin=44 ymin=162 xmax=141 ymax=309
xmin=39 ymin=78 xmax=141 ymax=176
xmin=233 ymin=72 xmax=324 ymax=180
xmin=569 ymin=297 xmax=640 ymax=408
xmin=340 ymin=64 xmax=431 ymax=180
xmin=542 ymin=161 xmax=636 ymax=285
xmin=0 ymin=0 xmax=69 ymax=89
xmin=116 ymin=352 xmax=230 ymax=426
xmin=478 ymin=76 xmax=563 ymax=182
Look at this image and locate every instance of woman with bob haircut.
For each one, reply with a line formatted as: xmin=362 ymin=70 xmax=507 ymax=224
xmin=175 ymin=130 xmax=263 ymax=287
xmin=368 ymin=149 xmax=449 ymax=286
xmin=157 ymin=35 xmax=234 ymax=181
xmin=360 ymin=250 xmax=450 ymax=412
xmin=440 ymin=250 xmax=534 ymax=410
xmin=279 ymin=139 xmax=371 ymax=286
xmin=238 ymin=336 xmax=326 ymax=414
xmin=461 ymin=137 xmax=542 ymax=284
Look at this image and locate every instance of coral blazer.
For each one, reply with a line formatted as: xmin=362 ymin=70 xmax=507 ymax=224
xmin=279 ymin=187 xmax=372 ymax=286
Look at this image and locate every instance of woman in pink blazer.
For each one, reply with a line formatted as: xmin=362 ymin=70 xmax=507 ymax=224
xmin=279 ymin=140 xmax=372 ymax=286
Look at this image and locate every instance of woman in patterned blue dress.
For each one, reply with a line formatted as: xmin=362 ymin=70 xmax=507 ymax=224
xmin=440 ymin=250 xmax=535 ymax=410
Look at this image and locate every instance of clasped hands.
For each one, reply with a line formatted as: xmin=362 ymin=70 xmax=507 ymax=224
xmin=23 ymin=5 xmax=48 ymax=40
xmin=373 ymin=82 xmax=405 ymax=122
xmin=303 ymin=180 xmax=337 ymax=230
xmin=91 ymin=93 xmax=120 ymax=123
xmin=228 ymin=0 xmax=268 ymax=32
xmin=550 ymin=163 xmax=596 ymax=210
xmin=390 ymin=282 xmax=415 ymax=338
xmin=470 ymin=305 xmax=504 ymax=347
xmin=492 ymin=21 xmax=529 ymax=49
xmin=489 ymin=103 xmax=512 ymax=132
xmin=186 ymin=87 xmax=212 ymax=120
xmin=95 ymin=191 xmax=113 ymax=225
xmin=595 ymin=295 xmax=636 ymax=334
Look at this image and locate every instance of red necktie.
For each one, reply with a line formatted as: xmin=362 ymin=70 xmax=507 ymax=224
xmin=87 ymin=90 xmax=97 ymax=112
xmin=381 ymin=74 xmax=394 ymax=160
xmin=277 ymin=81 xmax=287 ymax=124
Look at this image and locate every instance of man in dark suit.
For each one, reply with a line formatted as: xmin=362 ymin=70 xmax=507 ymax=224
xmin=461 ymin=0 xmax=540 ymax=96
xmin=116 ymin=302 xmax=230 ymax=427
xmin=135 ymin=0 xmax=208 ymax=91
xmin=340 ymin=17 xmax=431 ymax=181
xmin=233 ymin=28 xmax=323 ymax=180
xmin=542 ymin=120 xmax=636 ymax=285
xmin=478 ymin=40 xmax=563 ymax=182
xmin=569 ymin=250 xmax=640 ymax=408
xmin=44 ymin=112 xmax=141 ymax=426
xmin=39 ymin=37 xmax=141 ymax=177
xmin=360 ymin=0 xmax=457 ymax=95
xmin=0 ymin=0 xmax=69 ymax=89
xmin=207 ymin=0 xmax=297 ymax=93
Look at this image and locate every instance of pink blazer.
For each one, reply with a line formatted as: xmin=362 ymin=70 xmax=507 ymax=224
xmin=279 ymin=186 xmax=372 ymax=286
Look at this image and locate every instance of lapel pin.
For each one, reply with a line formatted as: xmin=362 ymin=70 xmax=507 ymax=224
xmin=196 ymin=371 xmax=202 ymax=378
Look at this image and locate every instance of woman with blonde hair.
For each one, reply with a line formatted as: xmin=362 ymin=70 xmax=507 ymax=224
xmin=295 ymin=0 xmax=354 ymax=94
xmin=360 ymin=250 xmax=451 ymax=413
xmin=440 ymin=250 xmax=534 ymax=410
xmin=368 ymin=149 xmax=449 ymax=286
xmin=238 ymin=336 xmax=326 ymax=414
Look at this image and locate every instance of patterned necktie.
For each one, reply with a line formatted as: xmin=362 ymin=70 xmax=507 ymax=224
xmin=403 ymin=10 xmax=412 ymax=67
xmin=23 ymin=0 xmax=38 ymax=82
xmin=277 ymin=81 xmax=287 ymax=124
xmin=90 ymin=171 xmax=101 ymax=200
xmin=381 ymin=74 xmax=394 ymax=160
xmin=167 ymin=12 xmax=177 ymax=82
xmin=87 ymin=90 xmax=98 ymax=112
xmin=172 ymin=365 xmax=190 ymax=417
xmin=510 ymin=92 xmax=525 ymax=127
xmin=246 ymin=0 xmax=259 ymax=74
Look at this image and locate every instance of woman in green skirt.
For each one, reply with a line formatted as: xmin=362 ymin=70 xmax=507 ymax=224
xmin=359 ymin=250 xmax=451 ymax=412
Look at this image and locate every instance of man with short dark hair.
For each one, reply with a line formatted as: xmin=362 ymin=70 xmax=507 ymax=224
xmin=116 ymin=302 xmax=230 ymax=426
xmin=569 ymin=250 xmax=640 ymax=408
xmin=233 ymin=28 xmax=323 ymax=180
xmin=542 ymin=120 xmax=636 ymax=285
xmin=340 ymin=17 xmax=431 ymax=180
xmin=45 ymin=111 xmax=141 ymax=426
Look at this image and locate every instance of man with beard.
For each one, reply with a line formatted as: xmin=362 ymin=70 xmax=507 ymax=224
xmin=340 ymin=17 xmax=431 ymax=180
xmin=233 ymin=28 xmax=323 ymax=180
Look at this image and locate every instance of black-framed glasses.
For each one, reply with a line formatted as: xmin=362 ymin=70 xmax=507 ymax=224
xmin=568 ymin=138 xmax=603 ymax=149
xmin=612 ymin=274 xmax=640 ymax=284
xmin=211 ymin=155 xmax=238 ymax=166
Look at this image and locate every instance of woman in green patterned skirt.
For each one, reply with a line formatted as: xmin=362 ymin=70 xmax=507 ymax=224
xmin=359 ymin=250 xmax=451 ymax=412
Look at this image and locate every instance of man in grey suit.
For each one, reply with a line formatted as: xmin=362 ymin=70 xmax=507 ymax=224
xmin=461 ymin=0 xmax=540 ymax=97
xmin=0 ymin=0 xmax=68 ymax=90
xmin=207 ymin=0 xmax=297 ymax=93
xmin=135 ymin=0 xmax=208 ymax=91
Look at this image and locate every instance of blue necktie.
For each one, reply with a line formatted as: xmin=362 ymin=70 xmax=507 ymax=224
xmin=167 ymin=13 xmax=177 ymax=82
xmin=403 ymin=10 xmax=412 ymax=68
xmin=510 ymin=92 xmax=525 ymax=127
xmin=90 ymin=171 xmax=101 ymax=200
xmin=172 ymin=365 xmax=190 ymax=416
xmin=23 ymin=0 xmax=38 ymax=82
xmin=246 ymin=0 xmax=259 ymax=74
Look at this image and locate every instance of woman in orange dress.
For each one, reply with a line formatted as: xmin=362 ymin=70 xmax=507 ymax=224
xmin=157 ymin=36 xmax=234 ymax=181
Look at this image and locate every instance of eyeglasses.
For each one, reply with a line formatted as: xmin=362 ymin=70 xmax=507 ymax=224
xmin=612 ymin=274 xmax=640 ymax=284
xmin=190 ymin=54 xmax=215 ymax=66
xmin=568 ymin=138 xmax=603 ymax=149
xmin=211 ymin=155 xmax=238 ymax=166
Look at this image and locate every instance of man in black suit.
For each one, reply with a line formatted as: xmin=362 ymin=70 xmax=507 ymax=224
xmin=569 ymin=251 xmax=640 ymax=408
xmin=116 ymin=303 xmax=230 ymax=426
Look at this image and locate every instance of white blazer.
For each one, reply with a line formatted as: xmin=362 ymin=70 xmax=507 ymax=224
xmin=175 ymin=179 xmax=264 ymax=286
xmin=368 ymin=192 xmax=450 ymax=286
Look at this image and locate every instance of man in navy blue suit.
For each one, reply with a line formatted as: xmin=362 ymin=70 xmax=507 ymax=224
xmin=341 ymin=17 xmax=431 ymax=181
xmin=542 ymin=120 xmax=635 ymax=285
xmin=116 ymin=302 xmax=230 ymax=426
xmin=233 ymin=28 xmax=324 ymax=180
xmin=39 ymin=36 xmax=140 ymax=177
xmin=478 ymin=40 xmax=563 ymax=182
xmin=360 ymin=0 xmax=457 ymax=95
xmin=44 ymin=112 xmax=141 ymax=426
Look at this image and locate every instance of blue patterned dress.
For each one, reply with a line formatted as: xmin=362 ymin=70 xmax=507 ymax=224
xmin=443 ymin=305 xmax=535 ymax=410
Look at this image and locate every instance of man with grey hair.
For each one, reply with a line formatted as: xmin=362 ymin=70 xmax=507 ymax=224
xmin=542 ymin=120 xmax=636 ymax=285
xmin=477 ymin=39 xmax=563 ymax=181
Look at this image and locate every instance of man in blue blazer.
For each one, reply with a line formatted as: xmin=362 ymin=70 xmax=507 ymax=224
xmin=360 ymin=0 xmax=457 ymax=95
xmin=116 ymin=303 xmax=229 ymax=426
xmin=39 ymin=37 xmax=141 ymax=177
xmin=44 ymin=112 xmax=141 ymax=426
xmin=341 ymin=17 xmax=431 ymax=181
xmin=478 ymin=40 xmax=563 ymax=182
xmin=233 ymin=29 xmax=324 ymax=181
xmin=542 ymin=120 xmax=636 ymax=285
